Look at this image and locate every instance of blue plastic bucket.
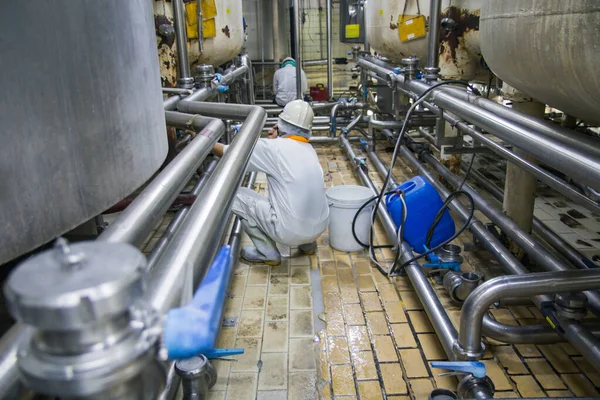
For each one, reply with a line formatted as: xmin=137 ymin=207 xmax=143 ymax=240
xmin=385 ymin=176 xmax=455 ymax=253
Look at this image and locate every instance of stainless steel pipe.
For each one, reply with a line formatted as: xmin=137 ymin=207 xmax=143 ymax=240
xmin=425 ymin=0 xmax=442 ymax=79
xmin=340 ymin=135 xmax=460 ymax=359
xmin=149 ymin=103 xmax=266 ymax=313
xmin=326 ymin=0 xmax=332 ymax=100
xmin=0 ymin=325 xmax=33 ymax=400
xmin=459 ymin=270 xmax=600 ymax=355
xmin=561 ymin=319 xmax=600 ymax=372
xmin=293 ymin=0 xmax=302 ymax=99
xmin=98 ymin=114 xmax=225 ymax=247
xmin=173 ymin=0 xmax=193 ymax=87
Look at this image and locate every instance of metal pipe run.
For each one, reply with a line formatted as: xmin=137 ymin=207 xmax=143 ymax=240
xmin=173 ymin=0 xmax=193 ymax=88
xmin=420 ymin=150 xmax=600 ymax=314
xmin=147 ymin=159 xmax=219 ymax=271
xmin=326 ymin=0 xmax=332 ymax=100
xmin=98 ymin=114 xmax=225 ymax=247
xmin=148 ymin=103 xmax=266 ymax=314
xmin=424 ymin=0 xmax=441 ymax=79
xmin=0 ymin=325 xmax=33 ymax=400
xmin=340 ymin=135 xmax=460 ymax=359
xmin=561 ymin=319 xmax=600 ymax=371
xmin=459 ymin=270 xmax=600 ymax=355
xmin=293 ymin=0 xmax=302 ymax=99
xmin=467 ymin=167 xmax=596 ymax=271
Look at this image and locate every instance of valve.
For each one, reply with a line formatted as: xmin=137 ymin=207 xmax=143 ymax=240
xmin=430 ymin=361 xmax=486 ymax=378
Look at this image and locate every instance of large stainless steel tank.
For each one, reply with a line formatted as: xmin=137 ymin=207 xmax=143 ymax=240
xmin=0 ymin=2 xmax=168 ymax=264
xmin=480 ymin=1 xmax=600 ymax=124
xmin=365 ymin=0 xmax=485 ymax=81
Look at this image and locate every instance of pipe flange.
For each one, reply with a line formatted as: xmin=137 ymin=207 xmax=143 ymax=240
xmin=423 ymin=67 xmax=440 ymax=81
xmin=177 ymin=77 xmax=196 ymax=89
xmin=195 ymin=65 xmax=216 ymax=88
xmin=401 ymin=57 xmax=420 ymax=80
xmin=554 ymin=292 xmax=588 ymax=321
xmin=452 ymin=341 xmax=486 ymax=361
xmin=457 ymin=375 xmax=495 ymax=400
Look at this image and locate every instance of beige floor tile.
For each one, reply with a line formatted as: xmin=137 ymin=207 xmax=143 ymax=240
xmin=207 ymin=391 xmax=225 ymax=400
xmin=328 ymin=336 xmax=351 ymax=365
xmin=337 ymin=269 xmax=354 ymax=286
xmin=291 ymin=254 xmax=311 ymax=266
xmin=216 ymin=327 xmax=237 ymax=349
xmin=269 ymin=275 xmax=290 ymax=296
xmin=407 ymin=311 xmax=434 ymax=333
xmin=493 ymin=346 xmax=528 ymax=375
xmin=358 ymin=380 xmax=383 ymax=400
xmin=378 ymin=283 xmax=400 ymax=302
xmin=538 ymin=344 xmax=579 ymax=373
xmin=290 ymin=286 xmax=313 ymax=309
xmin=343 ymin=303 xmax=366 ymax=325
xmin=573 ymin=356 xmax=600 ymax=387
xmin=347 ymin=325 xmax=371 ymax=352
xmin=562 ymin=373 xmax=600 ymax=397
xmin=290 ymin=310 xmax=313 ymax=337
xmin=491 ymin=391 xmax=519 ymax=398
xmin=482 ymin=360 xmax=512 ymax=391
xmin=354 ymin=259 xmax=371 ymax=275
xmin=237 ymin=310 xmax=265 ymax=337
xmin=433 ymin=373 xmax=458 ymax=391
xmin=546 ymin=390 xmax=575 ymax=397
xmin=335 ymin=253 xmax=352 ymax=266
xmin=331 ymin=365 xmax=356 ymax=396
xmin=361 ymin=292 xmax=383 ymax=312
xmin=321 ymin=275 xmax=340 ymax=293
xmin=394 ymin=276 xmax=413 ymax=290
xmin=262 ymin=321 xmax=289 ymax=353
xmin=291 ymin=266 xmax=310 ymax=285
xmin=224 ymin=297 xmax=243 ymax=319
xmin=324 ymin=292 xmax=341 ymax=314
xmin=399 ymin=349 xmax=428 ymax=378
xmin=372 ymin=269 xmax=390 ymax=284
xmin=417 ymin=334 xmax=445 ymax=360
xmin=340 ymin=286 xmax=361 ymax=303
xmin=288 ymin=371 xmax=317 ymax=400
xmin=352 ymin=351 xmax=378 ymax=380
xmin=318 ymin=247 xmax=334 ymax=261
xmin=514 ymin=343 xmax=541 ymax=358
xmin=526 ymin=358 xmax=566 ymax=390
xmin=399 ymin=291 xmax=423 ymax=310
xmin=230 ymin=275 xmax=247 ymax=297
xmin=358 ymin=275 xmax=376 ymax=292
xmin=256 ymin=390 xmax=287 ymax=400
xmin=243 ymin=286 xmax=267 ymax=309
xmin=391 ymin=324 xmax=417 ymax=348
xmin=560 ymin=342 xmax=580 ymax=356
xmin=384 ymin=302 xmax=408 ymax=323
xmin=512 ymin=375 xmax=545 ymax=397
xmin=258 ymin=353 xmax=288 ymax=391
xmin=232 ymin=337 xmax=262 ymax=372
xmin=212 ymin=359 xmax=231 ymax=391
xmin=366 ymin=312 xmax=390 ymax=335
xmin=266 ymin=297 xmax=288 ymax=321
xmin=326 ymin=312 xmax=346 ymax=337
xmin=508 ymin=305 xmax=534 ymax=319
xmin=408 ymin=378 xmax=434 ymax=399
xmin=380 ymin=363 xmax=407 ymax=394
xmin=248 ymin=266 xmax=270 ymax=285
xmin=321 ymin=261 xmax=337 ymax=276
xmin=289 ymin=338 xmax=317 ymax=371
xmin=374 ymin=336 xmax=398 ymax=363
xmin=489 ymin=308 xmax=518 ymax=326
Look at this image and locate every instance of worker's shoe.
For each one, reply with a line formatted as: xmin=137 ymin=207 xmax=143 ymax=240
xmin=241 ymin=246 xmax=281 ymax=266
xmin=298 ymin=241 xmax=318 ymax=255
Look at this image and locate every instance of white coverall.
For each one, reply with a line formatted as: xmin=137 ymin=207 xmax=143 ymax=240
xmin=225 ymin=137 xmax=329 ymax=257
xmin=273 ymin=64 xmax=308 ymax=107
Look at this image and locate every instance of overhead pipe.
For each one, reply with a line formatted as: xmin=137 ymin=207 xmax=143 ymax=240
xmin=424 ymin=0 xmax=442 ymax=80
xmin=419 ymin=149 xmax=600 ymax=314
xmin=98 ymin=114 xmax=225 ymax=247
xmin=326 ymin=0 xmax=332 ymax=99
xmin=340 ymin=135 xmax=460 ymax=359
xmin=357 ymin=55 xmax=600 ymax=190
xmin=173 ymin=0 xmax=194 ymax=88
xmin=148 ymin=103 xmax=266 ymax=314
xmin=459 ymin=270 xmax=600 ymax=356
xmin=293 ymin=0 xmax=302 ymax=99
xmin=466 ymin=167 xmax=597 ymax=271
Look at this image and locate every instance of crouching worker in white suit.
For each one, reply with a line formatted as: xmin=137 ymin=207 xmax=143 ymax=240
xmin=212 ymin=100 xmax=329 ymax=265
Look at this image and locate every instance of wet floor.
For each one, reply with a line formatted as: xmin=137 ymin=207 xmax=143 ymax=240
xmin=141 ymin=141 xmax=600 ymax=399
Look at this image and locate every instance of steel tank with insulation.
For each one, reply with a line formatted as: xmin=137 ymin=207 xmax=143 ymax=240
xmin=479 ymin=0 xmax=600 ymax=125
xmin=0 ymin=1 xmax=167 ymax=265
xmin=365 ymin=0 xmax=486 ymax=81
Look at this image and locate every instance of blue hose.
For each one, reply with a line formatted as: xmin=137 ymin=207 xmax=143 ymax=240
xmin=163 ymin=245 xmax=233 ymax=359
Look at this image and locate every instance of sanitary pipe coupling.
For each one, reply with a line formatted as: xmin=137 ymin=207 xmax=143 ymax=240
xmin=195 ymin=65 xmax=216 ymax=88
xmin=175 ymin=355 xmax=217 ymax=399
xmin=452 ymin=340 xmax=486 ymax=361
xmin=457 ymin=375 xmax=495 ymax=400
xmin=554 ymin=292 xmax=589 ymax=321
xmin=443 ymin=271 xmax=483 ymax=303
xmin=401 ymin=57 xmax=420 ymax=81
xmin=4 ymin=239 xmax=164 ymax=399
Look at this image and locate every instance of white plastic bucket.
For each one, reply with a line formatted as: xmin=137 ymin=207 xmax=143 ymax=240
xmin=326 ymin=185 xmax=375 ymax=252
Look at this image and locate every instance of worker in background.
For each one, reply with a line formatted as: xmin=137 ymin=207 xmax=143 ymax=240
xmin=212 ymin=100 xmax=328 ymax=265
xmin=273 ymin=57 xmax=308 ymax=106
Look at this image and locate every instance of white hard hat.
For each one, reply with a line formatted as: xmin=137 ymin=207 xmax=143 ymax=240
xmin=279 ymin=100 xmax=314 ymax=131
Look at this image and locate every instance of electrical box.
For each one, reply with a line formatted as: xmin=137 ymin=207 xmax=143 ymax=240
xmin=339 ymin=0 xmax=364 ymax=43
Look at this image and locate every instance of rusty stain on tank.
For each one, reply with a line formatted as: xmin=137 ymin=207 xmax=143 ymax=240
xmin=222 ymin=25 xmax=231 ymax=38
xmin=439 ymin=6 xmax=479 ymax=62
xmin=389 ymin=15 xmax=398 ymax=30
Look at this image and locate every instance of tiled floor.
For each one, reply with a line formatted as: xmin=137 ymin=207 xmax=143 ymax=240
xmin=135 ymin=142 xmax=600 ymax=399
